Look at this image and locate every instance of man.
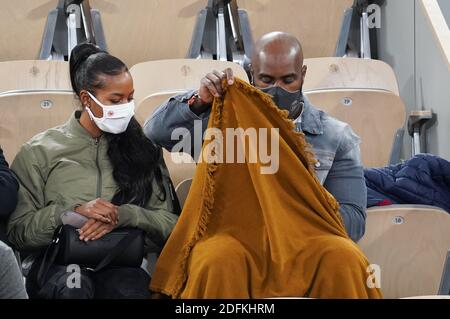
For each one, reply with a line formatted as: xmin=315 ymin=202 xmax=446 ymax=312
xmin=145 ymin=32 xmax=367 ymax=242
xmin=0 ymin=146 xmax=28 ymax=299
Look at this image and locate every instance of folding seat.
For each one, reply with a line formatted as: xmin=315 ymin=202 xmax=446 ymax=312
xmin=0 ymin=60 xmax=73 ymax=162
xmin=303 ymin=57 xmax=400 ymax=95
xmin=90 ymin=0 xmax=201 ymax=66
xmin=0 ymin=60 xmax=71 ymax=95
xmin=238 ymin=0 xmax=353 ymax=58
xmin=358 ymin=205 xmax=450 ymax=298
xmin=0 ymin=92 xmax=76 ymax=163
xmin=163 ymin=149 xmax=196 ymax=191
xmin=134 ymin=92 xmax=182 ymax=126
xmin=174 ymin=178 xmax=193 ymax=210
xmin=130 ymin=58 xmax=249 ymax=106
xmin=306 ymin=89 xmax=406 ymax=168
xmin=0 ymin=1 xmax=51 ymax=62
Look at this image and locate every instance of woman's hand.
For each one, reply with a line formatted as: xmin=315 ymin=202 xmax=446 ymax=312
xmin=74 ymin=198 xmax=119 ymax=225
xmin=79 ymin=218 xmax=116 ymax=241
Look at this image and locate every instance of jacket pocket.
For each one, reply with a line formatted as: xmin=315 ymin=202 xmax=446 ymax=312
xmin=312 ymin=150 xmax=335 ymax=185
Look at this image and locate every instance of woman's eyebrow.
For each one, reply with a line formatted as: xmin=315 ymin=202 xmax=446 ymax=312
xmin=109 ymin=90 xmax=134 ymax=97
xmin=109 ymin=92 xmax=124 ymax=97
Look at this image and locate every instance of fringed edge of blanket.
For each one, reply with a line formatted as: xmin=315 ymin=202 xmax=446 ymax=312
xmin=170 ymin=90 xmax=222 ymax=298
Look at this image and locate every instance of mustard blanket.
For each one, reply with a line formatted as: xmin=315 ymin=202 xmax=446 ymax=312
xmin=150 ymin=79 xmax=382 ymax=299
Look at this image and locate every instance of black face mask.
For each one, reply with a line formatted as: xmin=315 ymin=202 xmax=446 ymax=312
xmin=259 ymin=86 xmax=304 ymax=119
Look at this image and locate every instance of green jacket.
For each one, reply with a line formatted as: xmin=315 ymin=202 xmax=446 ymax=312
xmin=7 ymin=111 xmax=178 ymax=253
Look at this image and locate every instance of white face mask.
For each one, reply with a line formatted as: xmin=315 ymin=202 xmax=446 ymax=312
xmin=86 ymin=92 xmax=135 ymax=134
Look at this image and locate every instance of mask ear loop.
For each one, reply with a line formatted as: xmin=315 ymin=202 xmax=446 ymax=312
xmin=81 ymin=91 xmax=94 ymax=122
xmin=84 ymin=92 xmax=101 ymax=122
xmin=87 ymin=91 xmax=107 ymax=108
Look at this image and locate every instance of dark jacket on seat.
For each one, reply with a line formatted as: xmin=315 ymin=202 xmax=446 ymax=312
xmin=364 ymin=154 xmax=450 ymax=212
xmin=0 ymin=147 xmax=19 ymax=220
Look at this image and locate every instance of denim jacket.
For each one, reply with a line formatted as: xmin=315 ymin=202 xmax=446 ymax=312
xmin=144 ymin=90 xmax=367 ymax=242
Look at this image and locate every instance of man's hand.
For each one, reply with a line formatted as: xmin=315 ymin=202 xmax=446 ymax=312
xmin=79 ymin=218 xmax=116 ymax=241
xmin=199 ymin=68 xmax=235 ymax=103
xmin=191 ymin=68 xmax=235 ymax=115
xmin=74 ymin=198 xmax=119 ymax=225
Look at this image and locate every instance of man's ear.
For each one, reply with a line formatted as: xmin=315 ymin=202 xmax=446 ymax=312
xmin=301 ymin=65 xmax=308 ymax=82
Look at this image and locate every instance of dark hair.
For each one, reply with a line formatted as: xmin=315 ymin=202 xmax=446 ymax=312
xmin=69 ymin=43 xmax=165 ymax=206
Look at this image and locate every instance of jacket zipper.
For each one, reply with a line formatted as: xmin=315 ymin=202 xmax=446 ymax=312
xmin=94 ymin=137 xmax=102 ymax=198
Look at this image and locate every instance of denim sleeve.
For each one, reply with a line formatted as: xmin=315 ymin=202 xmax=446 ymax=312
xmin=324 ymin=126 xmax=367 ymax=242
xmin=143 ymin=90 xmax=211 ymax=159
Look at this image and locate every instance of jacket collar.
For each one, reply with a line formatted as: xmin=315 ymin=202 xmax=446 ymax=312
xmin=296 ymin=95 xmax=324 ymax=135
xmin=65 ymin=111 xmax=102 ymax=142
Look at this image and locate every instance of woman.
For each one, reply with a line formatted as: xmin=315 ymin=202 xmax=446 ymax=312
xmin=7 ymin=43 xmax=178 ymax=299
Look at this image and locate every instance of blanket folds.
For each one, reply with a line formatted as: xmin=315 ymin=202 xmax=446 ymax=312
xmin=150 ymin=79 xmax=382 ymax=299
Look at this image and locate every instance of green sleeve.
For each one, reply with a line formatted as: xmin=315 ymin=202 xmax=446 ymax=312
xmin=7 ymin=144 xmax=72 ymax=251
xmin=117 ymin=157 xmax=179 ymax=253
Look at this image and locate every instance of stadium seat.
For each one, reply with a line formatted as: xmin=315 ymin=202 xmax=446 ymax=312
xmin=0 ymin=1 xmax=53 ymax=62
xmin=305 ymin=89 xmax=406 ymax=168
xmin=303 ymin=57 xmax=400 ymax=95
xmin=175 ymin=178 xmax=193 ymax=209
xmin=130 ymin=58 xmax=249 ymax=106
xmin=0 ymin=60 xmax=71 ymax=94
xmin=238 ymin=0 xmax=353 ymax=58
xmin=135 ymin=91 xmax=183 ymax=125
xmin=163 ymin=149 xmax=196 ymax=190
xmin=358 ymin=205 xmax=450 ymax=298
xmin=90 ymin=0 xmax=203 ymax=67
xmin=89 ymin=0 xmax=353 ymax=66
xmin=0 ymin=92 xmax=77 ymax=163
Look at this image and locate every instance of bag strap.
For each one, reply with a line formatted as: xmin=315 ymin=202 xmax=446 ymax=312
xmin=168 ymin=178 xmax=182 ymax=216
xmin=93 ymin=230 xmax=142 ymax=273
xmin=37 ymin=226 xmax=63 ymax=287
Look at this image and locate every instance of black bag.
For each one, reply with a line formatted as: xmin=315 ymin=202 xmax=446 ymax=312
xmin=37 ymin=225 xmax=145 ymax=287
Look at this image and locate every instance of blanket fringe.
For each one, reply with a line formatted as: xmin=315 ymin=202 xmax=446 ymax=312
xmin=171 ymin=92 xmax=222 ymax=298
